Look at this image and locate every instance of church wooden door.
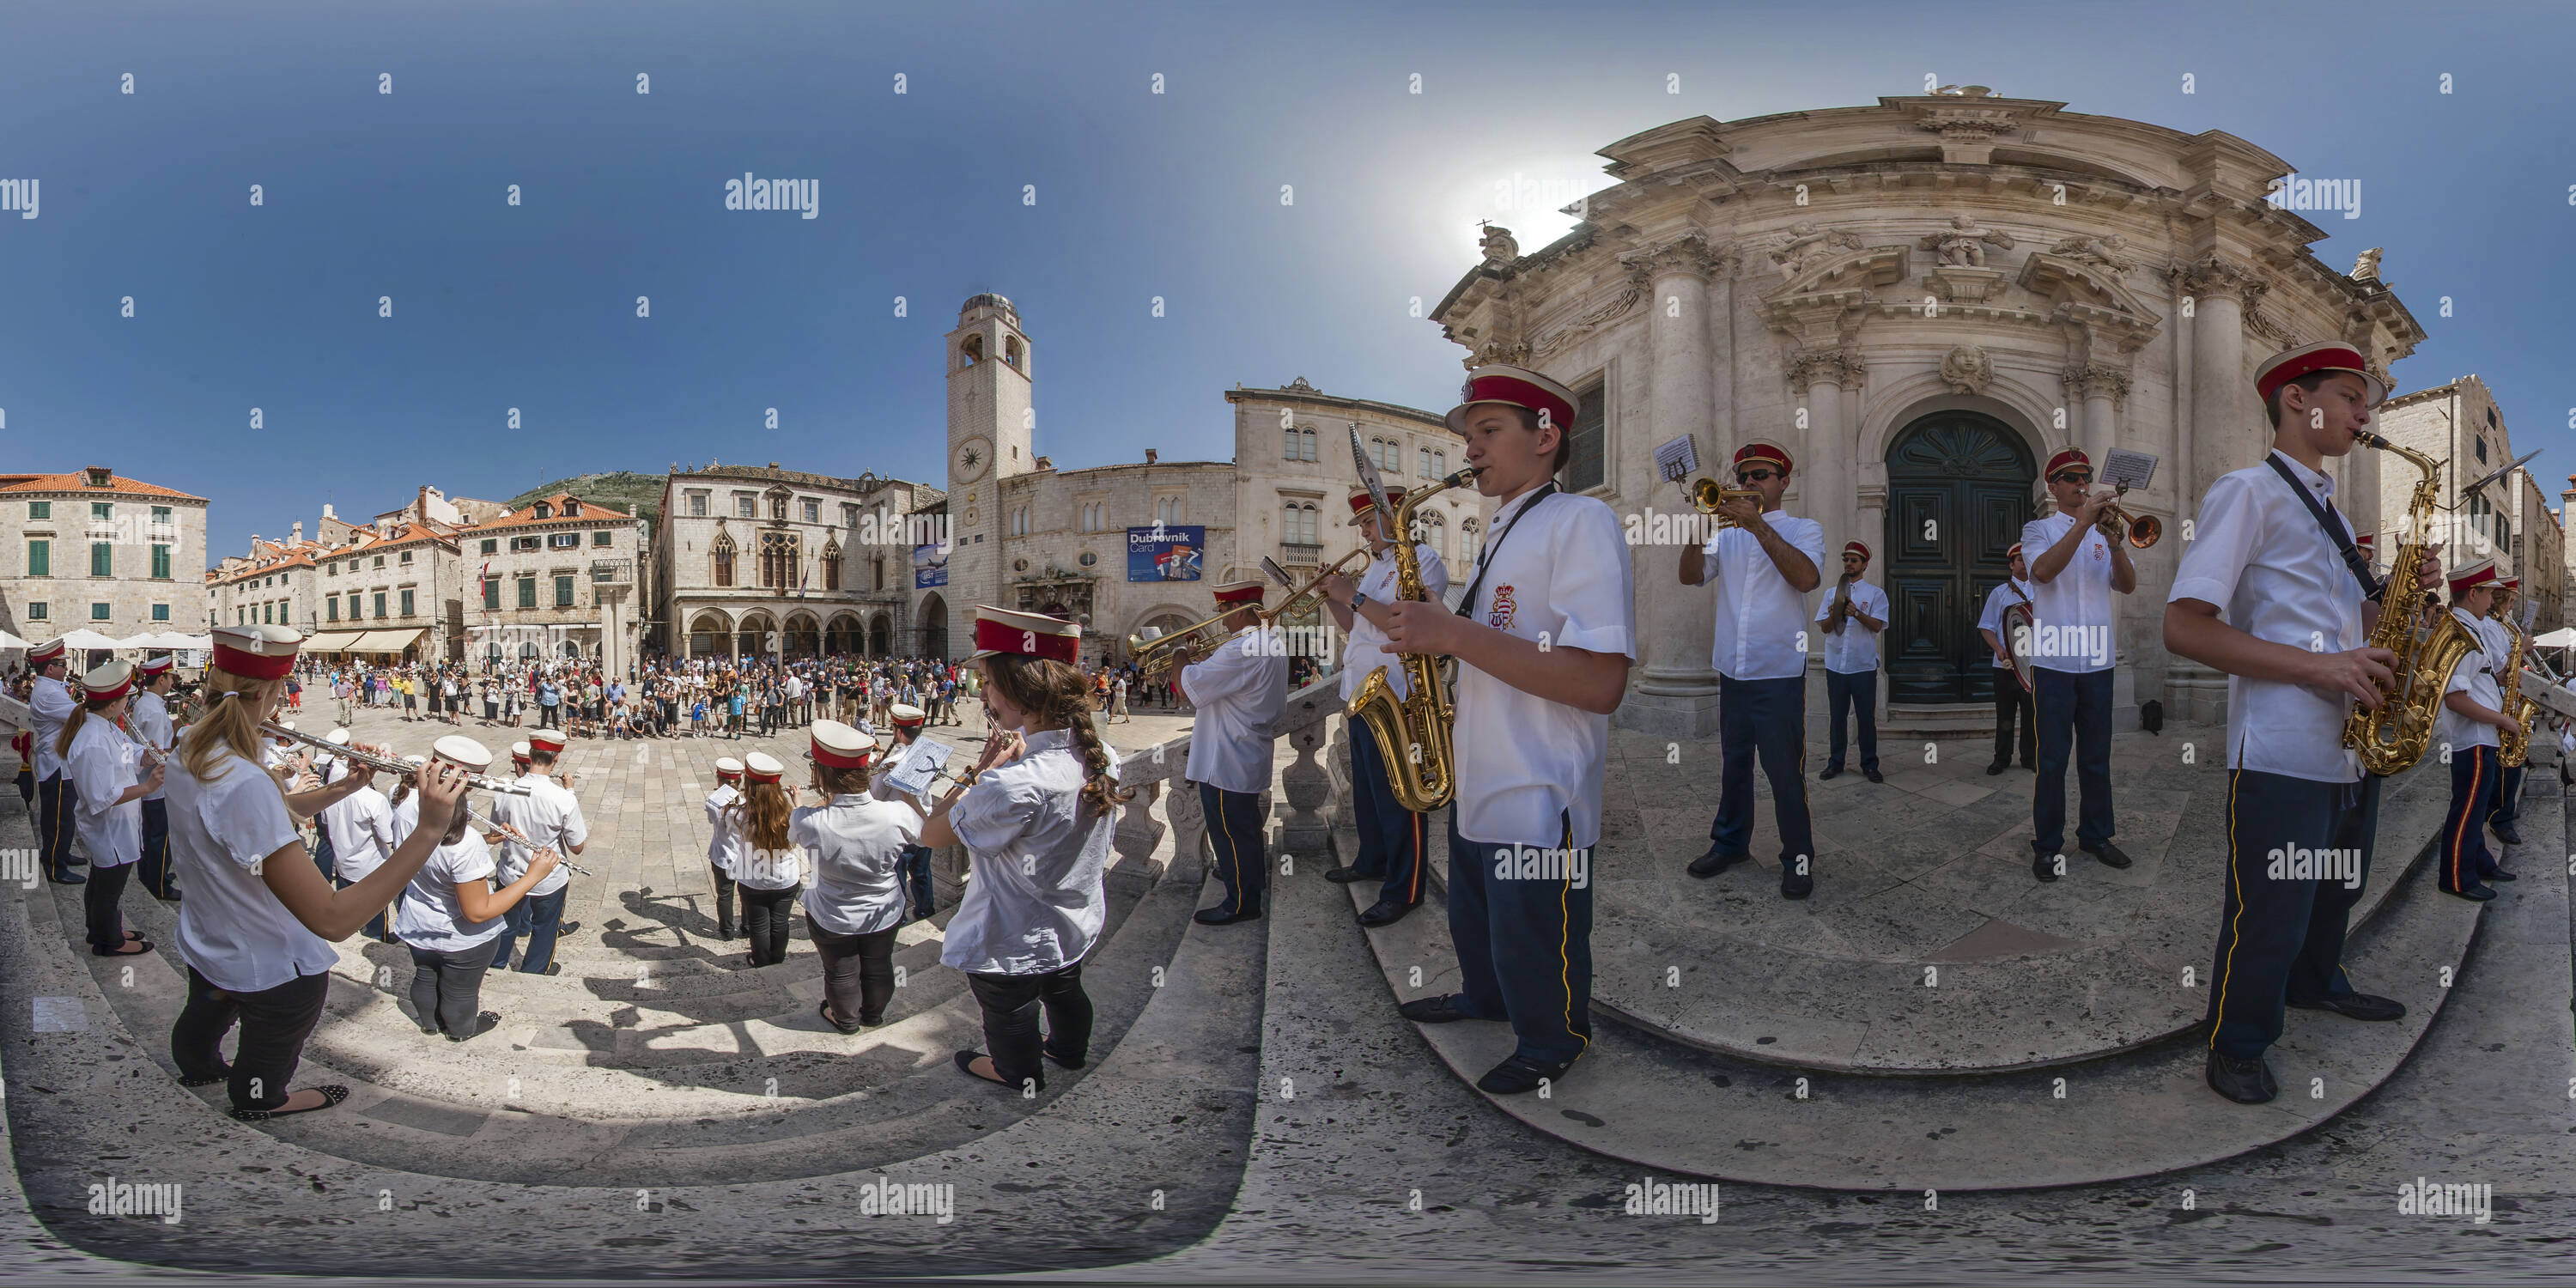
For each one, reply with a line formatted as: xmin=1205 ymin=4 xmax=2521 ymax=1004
xmin=1881 ymin=412 xmax=2034 ymax=704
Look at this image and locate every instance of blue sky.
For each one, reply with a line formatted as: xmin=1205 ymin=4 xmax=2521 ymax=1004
xmin=3 ymin=0 xmax=2571 ymax=564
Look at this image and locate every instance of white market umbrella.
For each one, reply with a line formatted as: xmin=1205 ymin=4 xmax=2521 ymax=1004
xmin=2530 ymin=627 xmax=2576 ymax=649
xmin=55 ymin=629 xmax=125 ymax=651
xmin=125 ymin=630 xmax=204 ymax=651
xmin=0 ymin=629 xmax=27 ymax=650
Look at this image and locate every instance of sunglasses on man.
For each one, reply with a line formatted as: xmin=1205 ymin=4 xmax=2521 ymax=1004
xmin=1735 ymin=468 xmax=1782 ymax=483
xmin=2050 ymin=470 xmax=2093 ymax=485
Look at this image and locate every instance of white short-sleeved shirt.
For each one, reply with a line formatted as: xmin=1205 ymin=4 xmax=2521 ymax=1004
xmin=130 ymin=691 xmax=174 ymax=802
xmin=494 ymin=773 xmax=584 ymax=897
xmin=1182 ymin=625 xmax=1287 ymax=794
xmin=704 ymin=783 xmax=744 ymax=870
xmin=1454 ymin=489 xmax=1637 ymax=849
xmin=793 ymin=793 xmax=923 ymax=936
xmin=323 ymin=785 xmax=399 ymax=885
xmin=30 ymin=676 xmax=75 ymax=781
xmin=172 ymin=748 xmax=336 ymax=993
xmin=728 ymin=795 xmax=806 ymax=891
xmin=393 ymin=831 xmax=509 ymax=952
xmin=1977 ymin=578 xmax=2036 ymax=669
xmin=2439 ymin=606 xmax=2505 ymax=752
xmin=1341 ymin=543 xmax=1451 ymax=703
xmin=1814 ymin=580 xmax=1892 ymax=674
xmin=66 ymin=718 xmax=143 ymax=868
xmin=940 ymin=728 xmax=1116 ymax=975
xmin=1702 ymin=513 xmax=1826 ymax=681
xmin=2020 ymin=512 xmax=2123 ymax=675
xmin=2167 ymin=453 xmax=2370 ymax=783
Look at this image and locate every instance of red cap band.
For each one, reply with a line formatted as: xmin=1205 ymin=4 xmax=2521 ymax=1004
xmin=213 ymin=640 xmax=297 ymax=681
xmin=2044 ymin=448 xmax=2092 ymax=478
xmin=811 ymin=736 xmax=870 ymax=769
xmin=1460 ymin=374 xmax=1576 ymax=431
xmin=972 ymin=616 xmax=1079 ymax=663
xmin=1734 ymin=442 xmax=1793 ymax=475
xmin=1844 ymin=541 xmax=1871 ymax=561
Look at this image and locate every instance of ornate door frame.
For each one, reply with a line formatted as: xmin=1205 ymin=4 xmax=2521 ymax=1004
xmin=1882 ymin=410 xmax=2036 ymax=706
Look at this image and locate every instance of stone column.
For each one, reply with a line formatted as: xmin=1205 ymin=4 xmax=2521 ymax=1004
xmin=2186 ymin=258 xmax=2263 ymax=498
xmin=1622 ymin=236 xmax=1725 ymax=738
xmin=1789 ymin=348 xmax=1861 ymax=668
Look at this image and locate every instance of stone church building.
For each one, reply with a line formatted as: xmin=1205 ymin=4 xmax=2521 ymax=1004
xmin=1431 ymin=89 xmax=2426 ymax=734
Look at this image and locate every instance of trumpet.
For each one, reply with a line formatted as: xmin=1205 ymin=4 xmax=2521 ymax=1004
xmin=258 ymin=720 xmax=535 ymax=795
xmin=1127 ymin=615 xmax=1236 ymax=679
xmin=1686 ymin=477 xmax=1767 ymax=526
xmin=1261 ymin=547 xmax=1374 ymax=620
xmin=2090 ymin=484 xmax=2161 ymax=548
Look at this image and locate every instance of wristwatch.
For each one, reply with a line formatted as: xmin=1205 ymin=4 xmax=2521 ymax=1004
xmin=1348 ymin=592 xmax=1372 ymax=615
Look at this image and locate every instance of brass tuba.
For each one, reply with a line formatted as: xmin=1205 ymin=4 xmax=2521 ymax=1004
xmin=2344 ymin=431 xmax=2484 ymax=775
xmin=1347 ymin=465 xmax=1483 ymax=813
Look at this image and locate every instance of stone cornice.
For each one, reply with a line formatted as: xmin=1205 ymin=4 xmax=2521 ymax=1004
xmin=1787 ymin=346 xmax=1868 ymax=391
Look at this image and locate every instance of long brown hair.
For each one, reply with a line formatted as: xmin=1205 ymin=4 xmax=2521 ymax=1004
xmin=54 ymin=692 xmax=119 ymax=760
xmin=177 ymin=665 xmax=283 ymax=790
xmin=733 ymin=780 xmax=793 ymax=854
xmin=981 ymin=653 xmax=1133 ymax=815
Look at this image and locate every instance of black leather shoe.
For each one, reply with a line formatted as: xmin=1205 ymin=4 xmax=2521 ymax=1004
xmin=2287 ymin=992 xmax=2405 ymax=1022
xmin=2491 ymin=823 xmax=2524 ymax=847
xmin=1985 ymin=762 xmax=2007 ymax=776
xmin=2486 ymin=867 xmax=2519 ymax=882
xmin=1042 ymin=1045 xmax=1086 ymax=1071
xmin=1398 ymin=994 xmax=1479 ymax=1024
xmin=1323 ymin=866 xmax=1376 ymax=884
xmin=556 ymin=921 xmax=582 ymax=938
xmin=1863 ymin=768 xmax=1883 ymax=783
xmin=2082 ymin=841 xmax=2133 ymax=870
xmin=1819 ymin=766 xmax=1843 ymax=781
xmin=48 ymin=873 xmax=87 ymax=886
xmin=2205 ymin=1050 xmax=2276 ymax=1103
xmin=2032 ymin=848 xmax=2061 ymax=883
xmin=1358 ymin=899 xmax=1418 ymax=928
xmin=1687 ymin=846 xmax=1749 ymax=878
xmin=2441 ymin=884 xmax=2499 ymax=902
xmin=1780 ymin=866 xmax=1814 ymax=900
xmin=1476 ymin=1053 xmax=1577 ymax=1095
xmin=1194 ymin=906 xmax=1261 ymax=926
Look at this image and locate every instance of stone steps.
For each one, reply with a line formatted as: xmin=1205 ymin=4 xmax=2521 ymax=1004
xmin=1348 ymin=768 xmax=2494 ymax=1189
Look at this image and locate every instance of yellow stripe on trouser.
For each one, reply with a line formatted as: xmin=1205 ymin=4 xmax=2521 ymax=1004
xmin=2208 ymin=769 xmax=2244 ymax=1050
xmin=1210 ymin=789 xmax=1242 ymax=908
xmin=1558 ymin=816 xmax=1586 ymax=1055
xmin=2448 ymin=751 xmax=2483 ymax=890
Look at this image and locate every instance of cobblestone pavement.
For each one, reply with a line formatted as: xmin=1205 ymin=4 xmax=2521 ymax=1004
xmin=0 ymin=705 xmax=2566 ymax=1285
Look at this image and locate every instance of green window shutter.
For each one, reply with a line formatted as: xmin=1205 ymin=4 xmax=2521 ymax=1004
xmin=27 ymin=540 xmax=46 ymax=577
xmin=151 ymin=544 xmax=171 ymax=579
xmin=91 ymin=543 xmax=112 ymax=576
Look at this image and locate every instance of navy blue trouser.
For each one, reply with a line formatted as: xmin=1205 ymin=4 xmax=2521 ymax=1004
xmin=1199 ymin=782 xmax=1267 ymax=916
xmin=490 ymin=885 xmax=568 ymax=972
xmin=1349 ymin=723 xmax=1429 ymax=907
xmin=897 ymin=843 xmax=935 ymax=921
xmin=2439 ymin=744 xmax=2501 ymax=890
xmin=1445 ymin=810 xmax=1592 ymax=1066
xmin=2489 ymin=764 xmax=2524 ymax=831
xmin=2206 ymin=769 xmax=2378 ymax=1060
xmin=137 ymin=799 xmax=178 ymax=900
xmin=38 ymin=772 xmax=81 ymax=878
xmin=311 ymin=823 xmax=337 ymax=882
xmin=2032 ymin=666 xmax=2116 ymax=855
xmin=1711 ymin=674 xmax=1813 ymax=868
xmin=1823 ymin=667 xmax=1880 ymax=774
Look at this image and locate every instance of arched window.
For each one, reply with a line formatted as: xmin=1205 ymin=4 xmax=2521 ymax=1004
xmin=1284 ymin=423 xmax=1302 ymax=460
xmin=1459 ymin=516 xmax=1481 ymax=568
xmin=1283 ymin=501 xmax=1320 ymax=548
xmin=1011 ymin=507 xmax=1030 ymax=537
xmin=759 ymin=532 xmax=799 ymax=588
xmin=959 ymin=335 xmax=984 ymax=368
xmin=1157 ymin=495 xmax=1184 ymax=527
xmin=1004 ymin=336 xmax=1023 ymax=369
xmin=821 ymin=540 xmax=842 ymax=592
xmin=1413 ymin=509 xmax=1445 ymax=550
xmin=711 ymin=535 xmax=735 ymax=587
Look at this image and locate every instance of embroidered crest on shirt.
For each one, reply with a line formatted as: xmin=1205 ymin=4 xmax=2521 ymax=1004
xmin=1488 ymin=585 xmax=1517 ymax=630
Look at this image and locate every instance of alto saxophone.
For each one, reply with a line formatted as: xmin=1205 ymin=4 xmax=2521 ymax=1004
xmin=2499 ymin=618 xmax=2537 ymax=769
xmin=2345 ymin=431 xmax=2483 ymax=775
xmin=1347 ymin=465 xmax=1483 ymax=813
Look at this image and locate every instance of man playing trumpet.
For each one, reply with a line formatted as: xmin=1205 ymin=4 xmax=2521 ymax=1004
xmin=1816 ymin=541 xmax=1888 ymax=784
xmin=2022 ymin=447 xmax=2136 ymax=883
xmin=1320 ymin=486 xmax=1449 ymax=928
xmin=1176 ymin=585 xmax=1286 ymax=925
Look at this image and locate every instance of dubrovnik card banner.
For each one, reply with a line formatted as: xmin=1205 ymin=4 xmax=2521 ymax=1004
xmin=1127 ymin=526 xmax=1205 ymax=582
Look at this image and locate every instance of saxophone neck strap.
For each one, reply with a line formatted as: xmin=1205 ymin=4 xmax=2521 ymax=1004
xmin=2260 ymin=453 xmax=2383 ymax=602
xmin=1454 ymin=482 xmax=1558 ymax=618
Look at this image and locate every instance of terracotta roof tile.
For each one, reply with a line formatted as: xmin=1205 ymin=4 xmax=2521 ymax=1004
xmin=0 ymin=471 xmax=206 ymax=502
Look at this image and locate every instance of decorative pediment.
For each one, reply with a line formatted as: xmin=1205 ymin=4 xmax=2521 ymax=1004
xmin=2018 ymin=252 xmax=2161 ymax=351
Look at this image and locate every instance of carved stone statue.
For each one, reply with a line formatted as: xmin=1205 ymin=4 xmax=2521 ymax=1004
xmin=1767 ymin=222 xmax=1864 ymax=282
xmin=2351 ymin=246 xmax=2384 ymax=283
xmin=1479 ymin=224 xmax=1519 ymax=267
xmin=1921 ymin=214 xmax=2014 ymax=268
xmin=1941 ymin=345 xmax=1994 ymax=396
xmin=2045 ymin=233 xmax=2134 ymax=273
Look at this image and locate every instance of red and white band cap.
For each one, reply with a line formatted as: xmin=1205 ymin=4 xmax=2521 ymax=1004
xmin=2499 ymin=574 xmax=2521 ymax=590
xmin=80 ymin=661 xmax=134 ymax=703
xmin=2255 ymin=340 xmax=2388 ymax=406
xmin=1843 ymin=541 xmax=1871 ymax=561
xmin=1447 ymin=364 xmax=1579 ymax=437
xmin=809 ymin=720 xmax=872 ymax=769
xmin=431 ymin=735 xmax=494 ymax=773
xmin=2448 ymin=559 xmax=2498 ymax=596
xmin=527 ymin=728 xmax=566 ymax=756
xmin=212 ymin=623 xmax=302 ymax=681
xmin=139 ymin=655 xmax=175 ymax=677
xmin=888 ymin=702 xmax=927 ymax=727
xmin=27 ymin=637 xmax=68 ymax=665
xmin=744 ymin=751 xmax=785 ymax=785
xmin=2044 ymin=448 xmax=2092 ymax=479
xmin=968 ymin=605 xmax=1082 ymax=664
xmin=510 ymin=741 xmax=532 ymax=766
xmin=1734 ymin=441 xmax=1794 ymax=476
xmin=1212 ymin=580 xmax=1267 ymax=606
xmin=1349 ymin=487 xmax=1410 ymax=523
xmin=325 ymin=727 xmax=352 ymax=750
xmin=714 ymin=756 xmax=744 ymax=781
xmin=2007 ymin=542 xmax=2024 ymax=560
xmin=2354 ymin=532 xmax=2376 ymax=549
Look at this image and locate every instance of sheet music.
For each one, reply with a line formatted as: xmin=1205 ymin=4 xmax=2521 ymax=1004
xmin=882 ymin=738 xmax=954 ymax=799
xmin=1655 ymin=434 xmax=1699 ymax=483
xmin=2099 ymin=448 xmax=2159 ymax=492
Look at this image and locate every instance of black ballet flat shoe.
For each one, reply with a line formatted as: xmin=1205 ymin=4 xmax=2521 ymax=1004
xmin=93 ymin=938 xmax=154 ymax=957
xmin=228 ymin=1084 xmax=349 ymax=1121
xmin=1194 ymin=906 xmax=1261 ymax=926
xmin=1322 ymin=865 xmax=1376 ymax=884
xmin=1358 ymin=899 xmax=1419 ymax=928
xmin=2204 ymin=1052 xmax=2275 ymax=1104
xmin=952 ymin=1049 xmax=1023 ymax=1088
xmin=445 ymin=1012 xmax=502 ymax=1043
xmin=177 ymin=1067 xmax=233 ymax=1089
xmin=1687 ymin=846 xmax=1749 ymax=879
xmin=2287 ymin=992 xmax=2405 ymax=1022
xmin=818 ymin=1000 xmax=861 ymax=1036
xmin=123 ymin=930 xmax=143 ymax=941
xmin=1042 ymin=1045 xmax=1087 ymax=1071
xmin=1476 ymin=1053 xmax=1577 ymax=1096
xmin=1398 ymin=994 xmax=1479 ymax=1024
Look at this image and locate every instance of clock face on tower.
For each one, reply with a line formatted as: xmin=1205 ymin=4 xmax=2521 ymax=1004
xmin=955 ymin=435 xmax=993 ymax=483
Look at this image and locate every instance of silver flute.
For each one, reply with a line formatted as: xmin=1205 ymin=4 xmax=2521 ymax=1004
xmin=259 ymin=720 xmax=534 ymax=795
xmin=467 ymin=805 xmax=596 ymax=877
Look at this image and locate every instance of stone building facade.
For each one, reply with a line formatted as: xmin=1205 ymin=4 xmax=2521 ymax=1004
xmin=457 ymin=493 xmax=652 ymax=677
xmin=0 ymin=466 xmax=209 ymax=652
xmin=653 ymin=465 xmax=939 ymax=663
xmin=2372 ymin=374 xmax=2561 ymax=631
xmin=1429 ymin=90 xmax=2427 ymax=734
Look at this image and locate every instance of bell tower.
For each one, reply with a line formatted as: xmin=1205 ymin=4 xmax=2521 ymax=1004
xmin=944 ymin=294 xmax=1035 ymax=657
